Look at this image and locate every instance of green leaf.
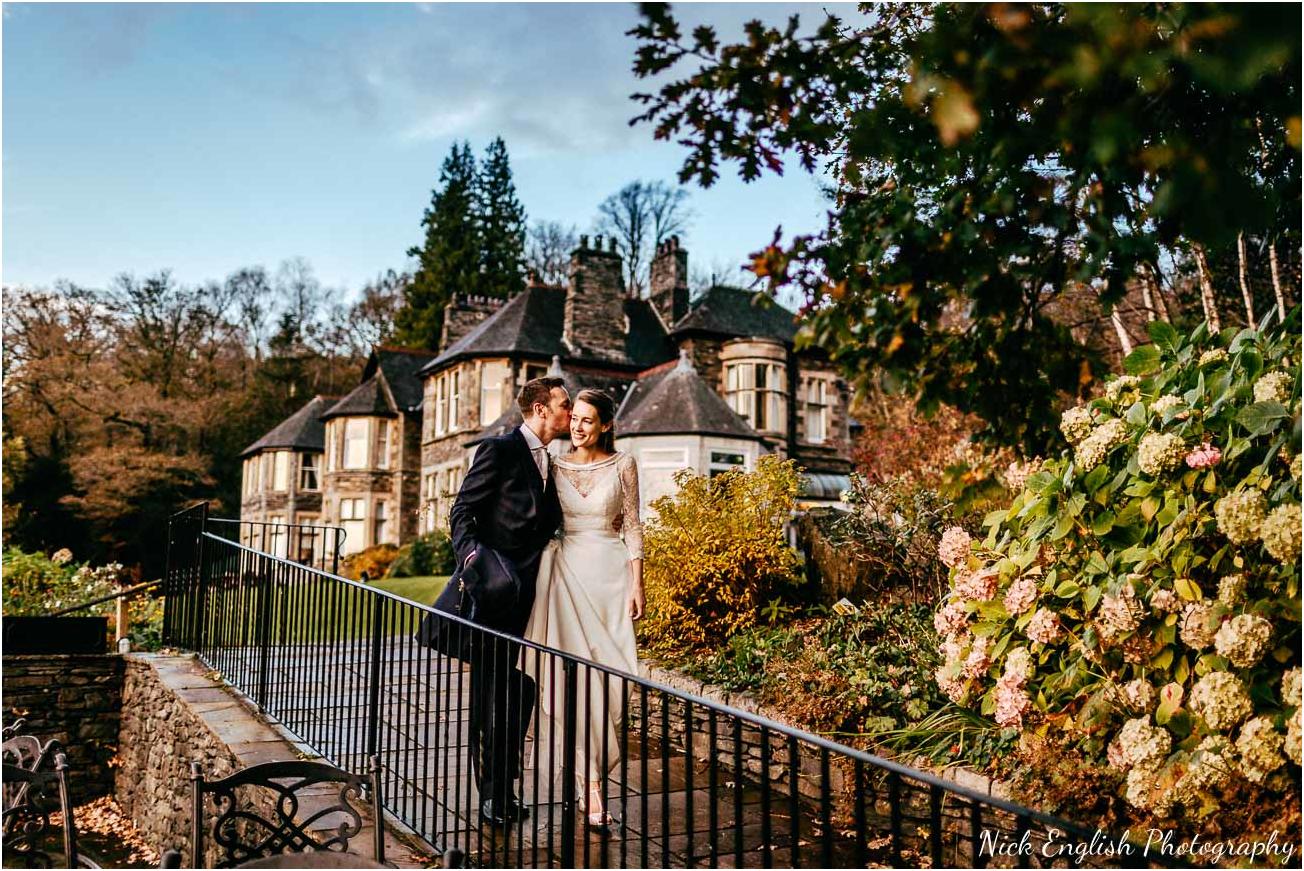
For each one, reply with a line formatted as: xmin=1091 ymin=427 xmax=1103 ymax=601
xmin=1083 ymin=585 xmax=1103 ymax=612
xmin=1237 ymin=401 xmax=1288 ymax=436
xmin=1054 ymin=580 xmax=1081 ymax=598
xmin=1174 ymin=577 xmax=1202 ymax=601
xmin=1091 ymin=511 xmax=1115 ymax=536
xmin=1156 ymin=682 xmax=1182 ymax=725
xmin=1147 ymin=321 xmax=1178 ymax=349
xmin=1151 ymin=647 xmax=1174 ymax=670
xmin=1124 ymin=344 xmax=1161 ymax=375
xmin=1141 ymin=496 xmax=1160 ymax=521
xmin=1050 ymin=513 xmax=1074 ymax=541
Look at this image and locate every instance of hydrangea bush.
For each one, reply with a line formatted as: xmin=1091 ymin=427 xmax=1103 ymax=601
xmin=932 ymin=315 xmax=1301 ymax=819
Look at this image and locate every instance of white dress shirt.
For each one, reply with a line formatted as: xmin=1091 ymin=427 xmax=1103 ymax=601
xmin=519 ymin=423 xmax=549 ymax=484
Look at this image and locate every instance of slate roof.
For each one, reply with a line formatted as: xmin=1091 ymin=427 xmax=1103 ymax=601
xmin=422 ymin=286 xmax=674 ymax=374
xmin=371 ymin=348 xmax=436 ymax=413
xmin=670 ymin=285 xmax=799 ymax=342
xmin=241 ymin=395 xmax=337 ymax=457
xmin=616 ymin=352 xmax=762 ymax=440
xmin=323 ymin=347 xmax=434 ymax=421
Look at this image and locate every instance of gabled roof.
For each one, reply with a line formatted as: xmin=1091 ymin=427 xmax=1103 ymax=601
xmin=241 ymin=395 xmax=337 ymax=457
xmin=369 ymin=347 xmax=436 ymax=413
xmin=422 ymin=286 xmax=674 ymax=373
xmin=670 ymin=285 xmax=798 ymax=342
xmin=322 ymin=347 xmax=433 ymax=421
xmin=322 ymin=378 xmax=395 ymax=420
xmin=616 ymin=351 xmax=763 ymax=441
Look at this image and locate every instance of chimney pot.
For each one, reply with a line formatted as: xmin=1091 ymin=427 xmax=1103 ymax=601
xmin=580 ymin=234 xmax=589 ymax=249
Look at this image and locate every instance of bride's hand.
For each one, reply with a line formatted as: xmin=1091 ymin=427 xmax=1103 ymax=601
xmin=628 ymin=583 xmax=645 ymax=621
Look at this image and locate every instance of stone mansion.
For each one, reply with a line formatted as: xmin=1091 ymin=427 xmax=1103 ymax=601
xmin=239 ymin=237 xmax=853 ymax=558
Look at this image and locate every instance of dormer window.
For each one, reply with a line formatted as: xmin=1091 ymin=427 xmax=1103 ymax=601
xmin=299 ymin=452 xmax=320 ymax=490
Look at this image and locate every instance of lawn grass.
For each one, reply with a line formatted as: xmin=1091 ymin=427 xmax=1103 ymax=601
xmin=369 ymin=574 xmax=449 ymax=606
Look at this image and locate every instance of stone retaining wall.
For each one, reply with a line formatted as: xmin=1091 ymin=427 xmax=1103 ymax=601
xmin=114 ymin=654 xmax=251 ymax=867
xmin=1 ymin=654 xmax=125 ymax=803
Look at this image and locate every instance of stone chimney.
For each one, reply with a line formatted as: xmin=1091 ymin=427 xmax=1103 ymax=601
xmin=650 ymin=235 xmax=689 ymax=327
xmin=563 ymin=234 xmax=627 ymax=361
xmin=439 ymin=293 xmax=506 ymax=351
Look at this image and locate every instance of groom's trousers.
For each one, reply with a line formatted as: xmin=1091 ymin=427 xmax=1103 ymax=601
xmin=469 ymin=633 xmax=536 ymax=806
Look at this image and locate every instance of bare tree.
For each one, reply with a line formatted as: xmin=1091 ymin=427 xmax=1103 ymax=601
xmin=525 ymin=220 xmax=578 ymax=286
xmin=323 ymin=270 xmax=408 ymax=358
xmin=225 ymin=266 xmax=274 ymax=360
xmin=689 ymin=254 xmax=752 ymax=297
xmin=272 ymin=257 xmax=327 ymax=351
xmin=595 ymin=180 xmax=692 ymax=295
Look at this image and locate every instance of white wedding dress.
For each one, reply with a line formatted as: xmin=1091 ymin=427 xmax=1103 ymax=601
xmin=523 ymin=451 xmax=642 ymax=805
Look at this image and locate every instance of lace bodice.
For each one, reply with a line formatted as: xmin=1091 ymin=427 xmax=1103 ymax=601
xmin=551 ymin=452 xmax=643 ymax=560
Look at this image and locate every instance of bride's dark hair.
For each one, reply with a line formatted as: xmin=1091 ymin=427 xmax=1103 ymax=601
xmin=574 ymin=388 xmax=617 ymax=454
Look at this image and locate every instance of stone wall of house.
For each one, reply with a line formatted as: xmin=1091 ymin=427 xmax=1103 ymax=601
xmin=1 ymin=654 xmax=125 ymax=804
xmin=564 ymin=237 xmax=628 ymax=362
xmin=440 ymin=294 xmax=505 ymax=351
xmin=677 ymin=336 xmax=726 ymax=396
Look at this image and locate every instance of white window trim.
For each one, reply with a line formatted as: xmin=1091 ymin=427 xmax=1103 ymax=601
xmin=641 ymin=448 xmax=690 ymax=470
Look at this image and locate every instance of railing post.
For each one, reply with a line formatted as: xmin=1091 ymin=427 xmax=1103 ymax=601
xmin=560 ymin=658 xmax=578 ymax=868
xmin=365 ymin=593 xmax=386 ymax=758
xmin=192 ymin=503 xmax=210 ymax=651
xmin=332 ymin=530 xmax=342 ymax=576
xmin=255 ymin=552 xmax=274 ymax=711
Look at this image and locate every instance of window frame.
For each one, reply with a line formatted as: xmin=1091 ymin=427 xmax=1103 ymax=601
xmin=343 ymin=418 xmax=369 ymax=470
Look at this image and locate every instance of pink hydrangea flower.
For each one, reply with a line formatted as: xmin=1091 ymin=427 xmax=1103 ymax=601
xmin=994 ymin=673 xmax=1032 ymax=728
xmin=938 ymin=526 xmax=972 ymax=568
xmin=1185 ymin=442 xmax=1222 ymax=469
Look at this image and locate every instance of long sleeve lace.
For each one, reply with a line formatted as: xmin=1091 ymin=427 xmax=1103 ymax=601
xmin=617 ymin=453 xmax=643 ymax=560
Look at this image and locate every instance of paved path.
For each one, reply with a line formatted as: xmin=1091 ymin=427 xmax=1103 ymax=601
xmin=212 ymin=637 xmax=870 ymax=869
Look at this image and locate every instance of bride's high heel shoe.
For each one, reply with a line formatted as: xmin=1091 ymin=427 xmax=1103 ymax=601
xmin=586 ymin=784 xmax=615 ymax=834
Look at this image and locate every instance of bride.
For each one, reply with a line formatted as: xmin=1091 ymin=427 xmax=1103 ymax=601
xmin=523 ymin=387 xmax=644 ymax=832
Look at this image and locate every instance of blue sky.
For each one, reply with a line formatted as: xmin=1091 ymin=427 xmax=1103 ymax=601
xmin=4 ymin=2 xmax=854 ymax=299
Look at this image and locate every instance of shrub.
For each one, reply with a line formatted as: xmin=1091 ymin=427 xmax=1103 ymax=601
xmin=386 ymin=530 xmax=455 ymax=578
xmin=826 ymin=475 xmax=956 ymax=604
xmin=342 ymin=544 xmax=400 ymax=582
xmin=640 ymin=456 xmax=803 ymax=654
xmin=1 ymin=547 xmax=127 ymax=616
xmin=933 ymin=314 xmax=1301 ymax=820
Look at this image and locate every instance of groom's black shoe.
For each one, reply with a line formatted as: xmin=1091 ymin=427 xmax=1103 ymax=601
xmin=480 ymin=798 xmax=530 ymax=826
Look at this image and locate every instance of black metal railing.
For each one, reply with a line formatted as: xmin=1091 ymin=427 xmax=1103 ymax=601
xmin=163 ymin=504 xmax=1172 ymax=869
xmin=206 ymin=516 xmax=346 ymax=575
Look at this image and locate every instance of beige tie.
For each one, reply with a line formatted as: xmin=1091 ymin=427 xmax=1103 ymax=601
xmin=533 ymin=446 xmax=548 ymax=484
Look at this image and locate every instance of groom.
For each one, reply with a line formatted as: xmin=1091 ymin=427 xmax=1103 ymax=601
xmin=447 ymin=376 xmax=570 ymax=826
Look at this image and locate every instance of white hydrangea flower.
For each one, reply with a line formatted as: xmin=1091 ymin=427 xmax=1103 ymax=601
xmin=1286 ymin=708 xmax=1302 ymax=767
xmin=1003 ymin=646 xmax=1034 ymax=682
xmin=1097 ymin=585 xmax=1144 ymax=640
xmin=1105 ymin=375 xmax=1142 ymax=405
xmin=1123 ymin=766 xmax=1175 ymax=816
xmin=1215 ymin=489 xmax=1268 ymax=545
xmin=1217 ymin=574 xmax=1247 ymax=607
xmin=1060 ymin=406 xmax=1095 ymax=445
xmin=1074 ymin=418 xmax=1130 ymax=472
xmin=1252 ymin=370 xmax=1295 ymax=405
xmin=1260 ymin=503 xmax=1301 ymax=562
xmin=1137 ymin=432 xmax=1186 ymax=476
xmin=1189 ymin=671 xmax=1253 ymax=732
xmin=1179 ymin=601 xmax=1220 ymax=650
xmin=1150 ymin=394 xmax=1182 ymax=418
xmin=1282 ymin=668 xmax=1302 ymax=709
xmin=1122 ymin=679 xmax=1156 ymax=715
xmin=1110 ymin=717 xmax=1172 ymax=772
xmin=937 ymin=526 xmax=972 ymax=568
xmin=1149 ymin=588 xmax=1182 ymax=613
xmin=1197 ymin=348 xmax=1228 ymax=367
xmin=1213 ymin=613 xmax=1273 ymax=668
xmin=1188 ymin=736 xmax=1236 ymax=793
xmin=1236 ymin=717 xmax=1285 ymax=783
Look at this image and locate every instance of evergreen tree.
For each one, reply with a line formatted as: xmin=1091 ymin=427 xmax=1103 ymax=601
xmin=395 ymin=142 xmax=480 ymax=350
xmin=476 ymin=137 xmax=527 ymax=299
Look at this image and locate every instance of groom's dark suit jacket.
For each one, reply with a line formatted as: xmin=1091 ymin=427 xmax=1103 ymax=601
xmin=448 ymin=427 xmax=562 ymax=635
